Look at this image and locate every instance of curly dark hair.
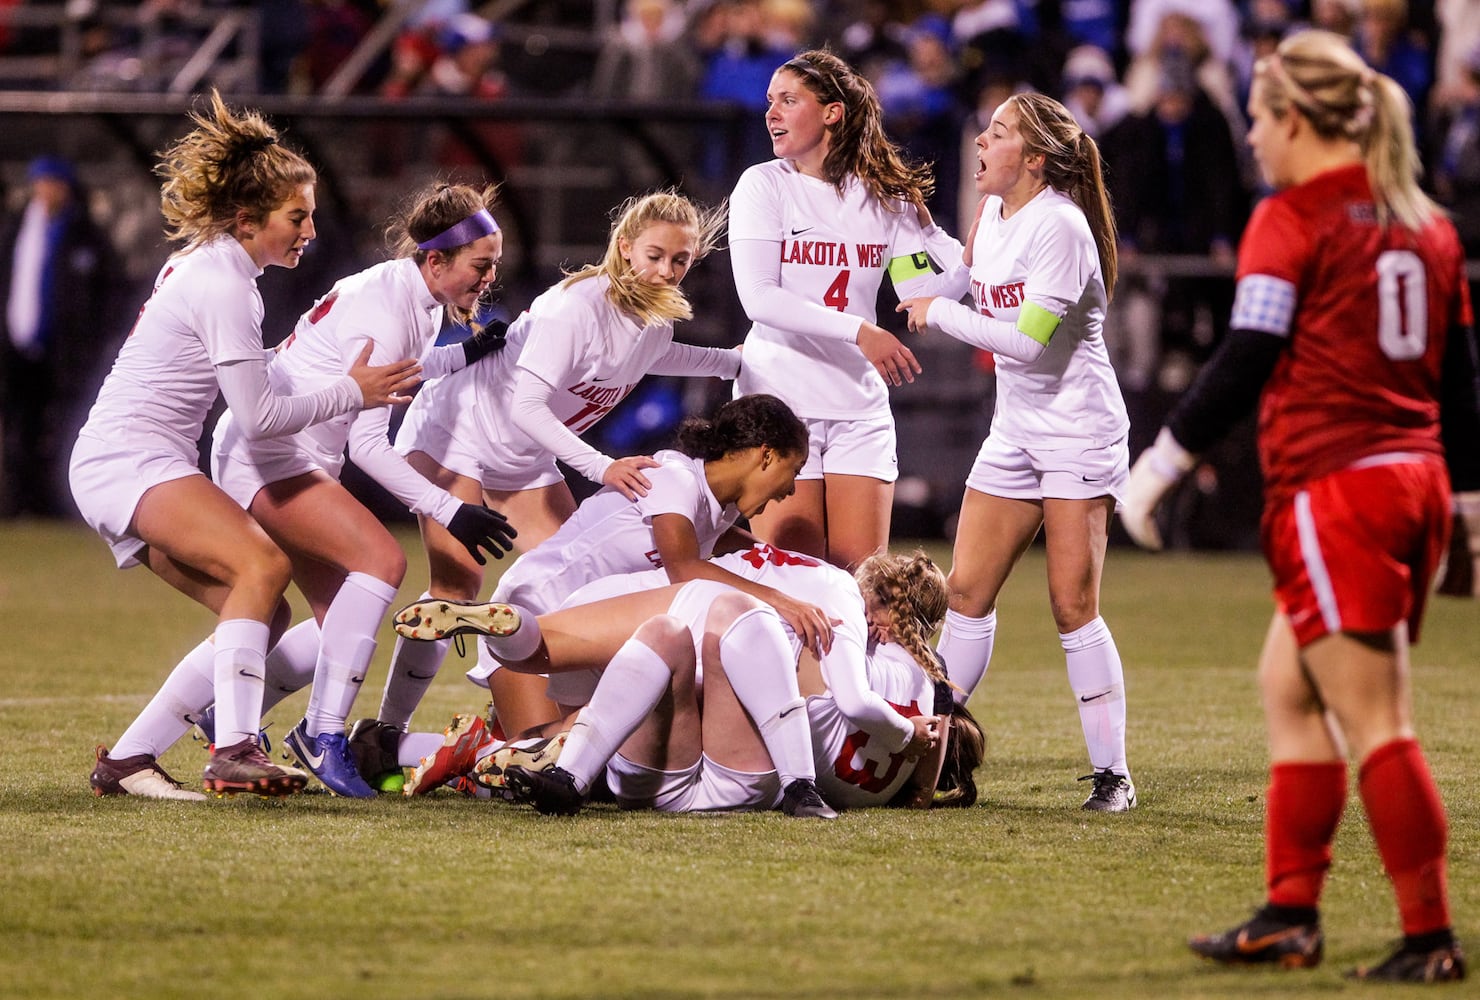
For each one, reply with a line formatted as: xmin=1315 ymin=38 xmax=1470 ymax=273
xmin=673 ymin=393 xmax=807 ymax=462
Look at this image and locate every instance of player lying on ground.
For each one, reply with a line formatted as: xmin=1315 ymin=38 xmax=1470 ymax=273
xmin=394 ymin=548 xmax=980 ymax=814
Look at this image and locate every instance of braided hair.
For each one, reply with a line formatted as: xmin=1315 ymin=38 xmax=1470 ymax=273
xmin=853 ymin=550 xmax=949 ymax=683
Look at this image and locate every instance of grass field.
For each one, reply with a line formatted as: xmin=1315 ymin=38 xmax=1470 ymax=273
xmin=1 ymin=521 xmax=1476 ymax=999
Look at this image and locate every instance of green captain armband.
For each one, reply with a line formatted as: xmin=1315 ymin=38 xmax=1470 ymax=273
xmin=887 ymin=251 xmax=933 ymax=285
xmin=1016 ymin=301 xmax=1061 ymax=346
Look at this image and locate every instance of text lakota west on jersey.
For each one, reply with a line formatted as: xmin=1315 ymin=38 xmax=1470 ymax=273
xmin=782 ymin=239 xmax=889 ymax=268
xmin=973 ymin=277 xmax=1027 ymax=313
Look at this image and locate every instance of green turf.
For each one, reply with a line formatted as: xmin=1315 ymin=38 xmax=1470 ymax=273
xmin=1 ymin=522 xmax=1475 ymax=999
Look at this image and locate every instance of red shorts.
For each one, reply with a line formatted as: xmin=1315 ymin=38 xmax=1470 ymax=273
xmin=1261 ymin=457 xmax=1451 ymax=648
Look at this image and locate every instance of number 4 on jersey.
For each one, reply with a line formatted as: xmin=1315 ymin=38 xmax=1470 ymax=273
xmin=823 ymin=270 xmax=850 ymax=312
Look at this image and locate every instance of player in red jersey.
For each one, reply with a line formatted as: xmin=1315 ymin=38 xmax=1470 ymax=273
xmin=1121 ymin=29 xmax=1480 ymax=983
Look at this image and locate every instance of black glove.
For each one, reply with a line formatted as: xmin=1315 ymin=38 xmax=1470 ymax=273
xmin=461 ymin=319 xmax=509 ymax=366
xmin=447 ymin=503 xmax=517 ymax=564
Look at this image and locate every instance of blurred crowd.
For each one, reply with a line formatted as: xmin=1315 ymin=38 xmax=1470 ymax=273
xmin=4 ymin=2 xmax=1474 ymax=262
xmin=0 ymin=0 xmax=1475 ymax=526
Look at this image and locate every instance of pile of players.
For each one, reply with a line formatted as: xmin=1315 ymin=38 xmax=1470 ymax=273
xmin=76 ymin=33 xmax=1478 ymax=985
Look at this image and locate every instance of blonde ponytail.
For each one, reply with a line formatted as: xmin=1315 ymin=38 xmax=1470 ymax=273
xmin=1257 ymin=29 xmax=1440 ymax=231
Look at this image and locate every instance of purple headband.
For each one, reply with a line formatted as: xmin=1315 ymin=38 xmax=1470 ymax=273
xmin=416 ymin=208 xmax=500 ymax=251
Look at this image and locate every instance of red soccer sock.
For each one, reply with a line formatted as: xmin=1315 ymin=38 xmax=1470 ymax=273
xmin=1265 ymin=760 xmax=1348 ymax=909
xmin=1359 ymin=738 xmax=1451 ymax=936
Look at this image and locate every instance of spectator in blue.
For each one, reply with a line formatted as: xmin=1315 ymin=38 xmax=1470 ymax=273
xmin=1352 ymin=0 xmax=1433 ymax=117
xmin=0 ymin=156 xmax=121 ymax=517
xmin=695 ymin=0 xmax=812 ymax=180
xmin=1432 ymin=41 xmax=1480 ymax=254
xmin=873 ymin=15 xmax=964 ymax=226
xmin=1059 ymin=0 xmax=1123 ymax=62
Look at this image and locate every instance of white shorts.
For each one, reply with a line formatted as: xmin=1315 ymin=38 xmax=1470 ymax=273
xmin=797 ymin=414 xmax=897 ymax=482
xmin=69 ymin=433 xmax=201 ymax=568
xmin=606 ymin=750 xmax=782 ymax=812
xmin=394 ymin=378 xmax=564 ymax=493
xmin=472 ymin=577 xmax=736 ymax=704
xmin=965 ymin=435 xmax=1129 ymax=504
xmin=465 ymin=565 xmax=657 ymax=685
xmin=211 ymin=422 xmax=342 ymax=510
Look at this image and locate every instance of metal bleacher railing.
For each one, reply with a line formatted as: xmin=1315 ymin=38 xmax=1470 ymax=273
xmin=1 ymin=2 xmax=1474 ymax=543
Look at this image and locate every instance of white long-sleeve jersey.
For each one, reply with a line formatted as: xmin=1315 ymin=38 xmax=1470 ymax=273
xmin=77 ymin=235 xmax=360 ymax=463
xmin=212 ymin=257 xmax=470 ymax=526
xmin=729 ymin=159 xmax=963 ymax=420
xmin=926 ymin=187 xmax=1128 ymax=449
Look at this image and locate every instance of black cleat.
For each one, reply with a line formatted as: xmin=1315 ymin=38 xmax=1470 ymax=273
xmin=1347 ymin=938 xmax=1466 ymax=983
xmin=505 ymin=764 xmax=584 ymax=816
xmin=780 ymin=778 xmax=838 ymax=819
xmin=1189 ymin=906 xmax=1323 ymax=969
xmin=347 ymin=718 xmax=404 ymax=787
xmin=1079 ymin=769 xmax=1137 ymax=812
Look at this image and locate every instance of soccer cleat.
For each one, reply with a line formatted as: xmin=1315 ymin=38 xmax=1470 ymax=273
xmin=445 ymin=774 xmax=492 ymax=799
xmin=779 ymin=778 xmax=839 ymax=819
xmin=189 ymin=707 xmax=270 ymax=754
xmin=392 ymin=598 xmax=522 ymax=642
xmin=504 ymin=764 xmax=584 ymax=816
xmin=1079 ymin=769 xmax=1137 ymax=812
xmin=1188 ymin=907 xmax=1324 ymax=969
xmin=403 ymin=713 xmax=494 ymax=796
xmin=283 ymin=720 xmax=376 ymax=798
xmin=202 ymin=737 xmax=308 ymax=797
xmin=346 ymin=717 xmax=404 ymax=787
xmin=1347 ymin=939 xmax=1466 ymax=983
xmin=473 ymin=731 xmax=569 ymax=792
xmin=90 ymin=745 xmax=207 ymax=801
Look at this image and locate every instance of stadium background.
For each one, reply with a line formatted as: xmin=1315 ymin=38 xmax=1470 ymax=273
xmin=0 ymin=0 xmax=1473 ymax=546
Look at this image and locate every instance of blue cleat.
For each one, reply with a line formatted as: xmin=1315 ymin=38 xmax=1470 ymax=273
xmin=189 ymin=706 xmax=271 ymax=754
xmin=283 ymin=719 xmax=376 ymax=798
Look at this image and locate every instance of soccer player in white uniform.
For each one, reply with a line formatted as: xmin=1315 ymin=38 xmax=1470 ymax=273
xmin=729 ymin=49 xmax=966 ymax=570
xmin=361 ymin=191 xmax=750 ymax=752
xmin=197 ymin=182 xmax=514 ymax=797
xmin=898 ymin=92 xmax=1137 ymax=812
xmin=403 ymin=548 xmax=980 ymax=814
xmin=387 ymin=395 xmax=830 ymax=791
xmin=75 ymin=92 xmax=420 ymax=799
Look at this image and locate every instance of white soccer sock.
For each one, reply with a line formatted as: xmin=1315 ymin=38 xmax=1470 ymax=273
xmin=112 ymin=637 xmax=216 ymax=759
xmin=480 ymin=604 xmax=543 ymax=663
xmin=305 ymin=572 xmax=399 ymax=737
xmin=261 ymin=619 xmax=319 ymax=715
xmin=1061 ymin=616 xmax=1129 ymax=777
xmin=937 ymin=608 xmax=996 ymax=704
xmin=399 ymin=731 xmax=449 ymax=766
xmin=558 ymin=637 xmax=674 ymax=793
xmin=377 ymin=592 xmax=451 ymax=730
xmin=213 ymin=618 xmax=271 ymax=748
xmin=718 ymin=608 xmax=814 ymax=786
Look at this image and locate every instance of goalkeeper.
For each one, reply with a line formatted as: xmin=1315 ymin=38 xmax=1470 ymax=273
xmin=1121 ymin=30 xmax=1479 ymax=983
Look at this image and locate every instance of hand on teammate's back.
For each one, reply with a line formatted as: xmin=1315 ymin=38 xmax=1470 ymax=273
xmin=604 ymin=455 xmax=660 ymax=500
xmin=347 ymin=340 xmax=421 ymax=407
